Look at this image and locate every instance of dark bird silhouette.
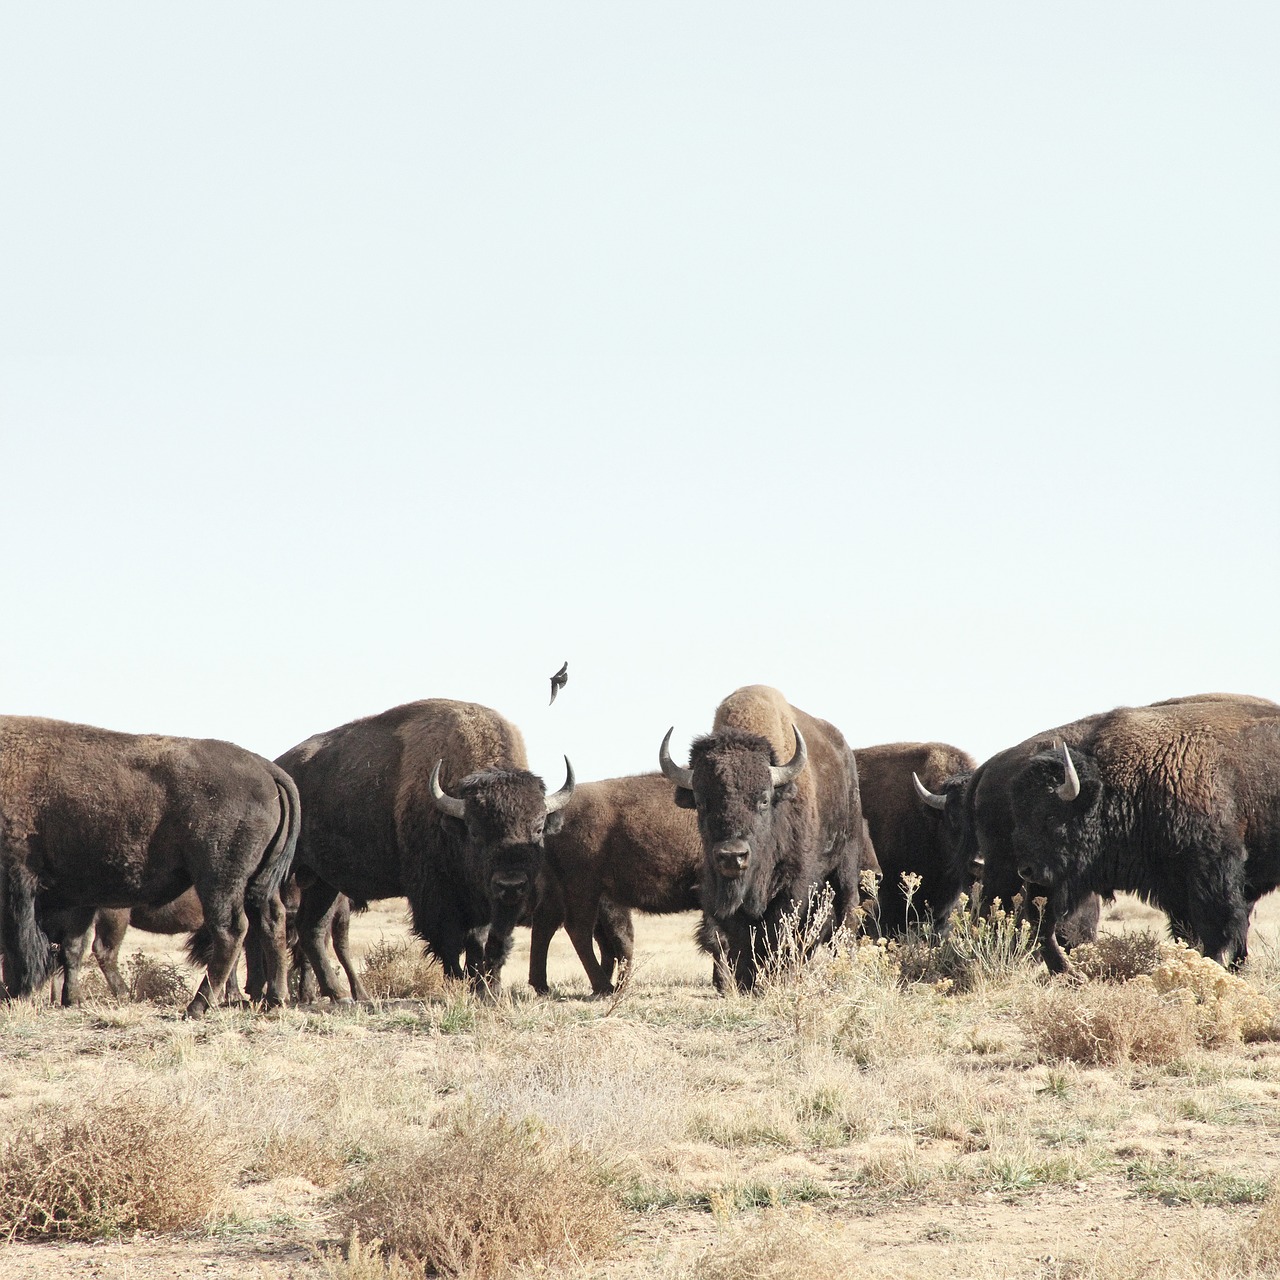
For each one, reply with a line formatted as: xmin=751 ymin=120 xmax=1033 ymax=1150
xmin=549 ymin=661 xmax=569 ymax=705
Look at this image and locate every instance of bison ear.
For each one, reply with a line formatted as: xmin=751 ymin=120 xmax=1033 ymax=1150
xmin=544 ymin=810 xmax=566 ymax=837
xmin=673 ymin=787 xmax=697 ymax=810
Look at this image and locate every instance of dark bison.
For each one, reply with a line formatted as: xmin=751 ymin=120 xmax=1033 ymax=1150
xmin=0 ymin=716 xmax=297 ymax=1015
xmin=659 ymin=684 xmax=874 ymax=990
xmin=971 ymin=692 xmax=1280 ymax=972
xmin=853 ymin=742 xmax=977 ymax=933
xmin=529 ymin=772 xmax=702 ymax=995
xmin=280 ymin=699 xmax=573 ymax=996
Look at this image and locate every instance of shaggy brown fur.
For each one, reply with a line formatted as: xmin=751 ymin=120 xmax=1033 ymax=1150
xmin=280 ymin=699 xmax=569 ymax=996
xmin=853 ymin=742 xmax=977 ymax=933
xmin=970 ymin=693 xmax=1280 ymax=971
xmin=530 ymin=773 xmax=702 ymax=995
xmin=665 ymin=685 xmax=874 ymax=990
xmin=0 ymin=716 xmax=296 ymax=1015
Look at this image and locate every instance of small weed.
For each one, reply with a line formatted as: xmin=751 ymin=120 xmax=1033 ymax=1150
xmin=1127 ymin=1157 xmax=1273 ymax=1206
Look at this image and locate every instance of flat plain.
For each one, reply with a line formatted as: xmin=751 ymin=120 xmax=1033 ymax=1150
xmin=3 ymin=892 xmax=1280 ymax=1280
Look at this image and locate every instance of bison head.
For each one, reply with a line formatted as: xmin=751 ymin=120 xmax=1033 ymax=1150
xmin=1005 ymin=740 xmax=1103 ymax=890
xmin=659 ymin=725 xmax=806 ymax=920
xmin=430 ymin=759 xmax=575 ymax=920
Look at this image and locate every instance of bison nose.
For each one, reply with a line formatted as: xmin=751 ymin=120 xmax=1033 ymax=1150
xmin=492 ymin=875 xmax=529 ymax=902
xmin=968 ymin=853 xmax=985 ymax=878
xmin=1017 ymin=864 xmax=1035 ymax=882
xmin=711 ymin=839 xmax=750 ymax=876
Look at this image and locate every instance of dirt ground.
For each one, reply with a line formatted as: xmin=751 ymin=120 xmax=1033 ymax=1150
xmin=2 ymin=893 xmax=1280 ymax=1280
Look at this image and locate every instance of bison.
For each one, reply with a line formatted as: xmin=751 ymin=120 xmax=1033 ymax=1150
xmin=852 ymin=742 xmax=977 ymax=933
xmin=529 ymin=772 xmax=702 ymax=995
xmin=969 ymin=693 xmax=1280 ymax=972
xmin=280 ymin=699 xmax=573 ymax=997
xmin=659 ymin=685 xmax=874 ymax=990
xmin=0 ymin=716 xmax=296 ymax=1015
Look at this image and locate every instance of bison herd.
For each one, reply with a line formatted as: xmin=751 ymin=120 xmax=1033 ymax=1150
xmin=2 ymin=686 xmax=1278 ymax=1013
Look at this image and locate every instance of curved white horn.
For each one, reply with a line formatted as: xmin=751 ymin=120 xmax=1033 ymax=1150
xmin=658 ymin=727 xmax=694 ymax=791
xmin=1055 ymin=739 xmax=1081 ymax=802
xmin=429 ymin=759 xmax=467 ymax=819
xmin=913 ymin=771 xmax=948 ymax=811
xmin=769 ymin=725 xmax=807 ymax=788
xmin=544 ymin=756 xmax=575 ymax=814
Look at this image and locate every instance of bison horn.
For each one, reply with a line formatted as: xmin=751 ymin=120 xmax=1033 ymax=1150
xmin=913 ymin=772 xmax=948 ymax=811
xmin=429 ymin=760 xmax=468 ymax=820
xmin=544 ymin=756 xmax=575 ymax=814
xmin=658 ymin=727 xmax=695 ymax=791
xmin=769 ymin=725 xmax=808 ymax=788
xmin=1054 ymin=739 xmax=1081 ymax=802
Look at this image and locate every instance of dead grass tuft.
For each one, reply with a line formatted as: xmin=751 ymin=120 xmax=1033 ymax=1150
xmin=337 ymin=1107 xmax=620 ymax=1278
xmin=0 ymin=1092 xmax=233 ymax=1240
xmin=693 ymin=1209 xmax=851 ymax=1280
xmin=1024 ymin=981 xmax=1196 ymax=1066
xmin=320 ymin=1225 xmax=421 ymax=1280
xmin=127 ymin=950 xmax=193 ymax=1005
xmin=358 ymin=937 xmax=446 ymax=999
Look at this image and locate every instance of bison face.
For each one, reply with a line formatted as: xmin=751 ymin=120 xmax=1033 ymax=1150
xmin=662 ymin=729 xmax=805 ymax=921
xmin=1006 ymin=743 xmax=1103 ymax=890
xmin=431 ymin=762 xmax=574 ymax=921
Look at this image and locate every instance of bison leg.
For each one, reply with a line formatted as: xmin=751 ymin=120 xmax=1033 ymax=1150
xmin=331 ymin=896 xmax=369 ymax=1001
xmin=55 ymin=910 xmax=96 ymax=1007
xmin=595 ymin=899 xmax=634 ymax=988
xmin=527 ymin=878 xmax=564 ymax=995
xmin=562 ymin=898 xmax=617 ymax=996
xmin=294 ymin=877 xmax=349 ymax=1000
xmin=91 ymin=909 xmax=132 ymax=1000
xmin=185 ymin=895 xmax=248 ymax=1017
xmin=474 ymin=924 xmax=516 ymax=998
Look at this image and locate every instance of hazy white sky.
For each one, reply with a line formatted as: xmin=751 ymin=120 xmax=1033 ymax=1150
xmin=3 ymin=4 xmax=1277 ymax=784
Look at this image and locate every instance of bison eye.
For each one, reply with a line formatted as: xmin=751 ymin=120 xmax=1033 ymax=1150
xmin=757 ymin=793 xmax=770 ymax=810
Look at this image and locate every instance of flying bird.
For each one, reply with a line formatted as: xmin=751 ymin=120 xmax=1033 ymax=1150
xmin=549 ymin=661 xmax=569 ymax=705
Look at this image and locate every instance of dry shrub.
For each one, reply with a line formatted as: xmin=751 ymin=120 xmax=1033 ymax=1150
xmin=127 ymin=950 xmax=193 ymax=1005
xmin=693 ymin=1209 xmax=851 ymax=1280
xmin=337 ymin=1108 xmax=620 ymax=1278
xmin=358 ymin=938 xmax=445 ymax=999
xmin=1134 ymin=943 xmax=1278 ymax=1045
xmin=1071 ymin=930 xmax=1167 ymax=982
xmin=0 ymin=1092 xmax=233 ymax=1240
xmin=889 ymin=890 xmax=1037 ymax=994
xmin=1024 ymin=981 xmax=1196 ymax=1066
xmin=251 ymin=1127 xmax=347 ymax=1188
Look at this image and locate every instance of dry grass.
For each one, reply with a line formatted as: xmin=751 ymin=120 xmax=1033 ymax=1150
xmin=336 ymin=1107 xmax=621 ymax=1278
xmin=0 ymin=1090 xmax=233 ymax=1240
xmin=357 ymin=937 xmax=446 ymax=999
xmin=693 ymin=1209 xmax=852 ymax=1280
xmin=319 ymin=1226 xmax=421 ymax=1280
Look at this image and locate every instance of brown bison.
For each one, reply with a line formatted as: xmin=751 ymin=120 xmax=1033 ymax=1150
xmin=529 ymin=772 xmax=702 ymax=995
xmin=0 ymin=716 xmax=297 ymax=1015
xmin=659 ymin=685 xmax=874 ymax=990
xmin=969 ymin=692 xmax=1280 ymax=972
xmin=280 ymin=699 xmax=573 ymax=996
xmin=853 ymin=742 xmax=977 ymax=933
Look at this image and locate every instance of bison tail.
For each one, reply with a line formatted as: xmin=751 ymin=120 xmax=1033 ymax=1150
xmin=0 ymin=862 xmax=54 ymax=997
xmin=185 ymin=923 xmax=216 ymax=970
xmin=245 ymin=767 xmax=302 ymax=916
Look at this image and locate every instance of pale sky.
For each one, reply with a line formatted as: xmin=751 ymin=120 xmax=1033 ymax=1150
xmin=3 ymin=4 xmax=1277 ymax=786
